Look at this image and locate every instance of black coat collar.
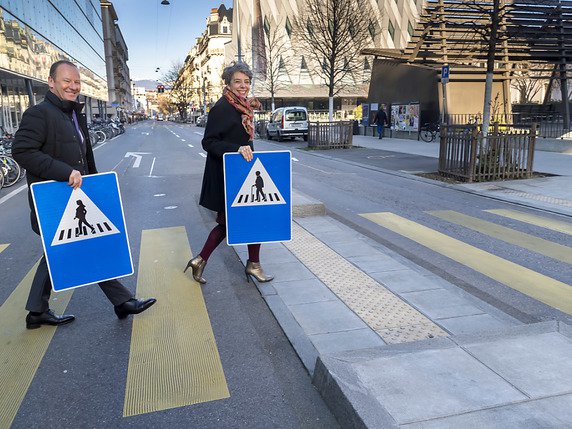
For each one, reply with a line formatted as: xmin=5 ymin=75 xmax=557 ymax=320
xmin=45 ymin=91 xmax=85 ymax=114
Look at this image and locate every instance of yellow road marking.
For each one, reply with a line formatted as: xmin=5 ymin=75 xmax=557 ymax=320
xmin=485 ymin=209 xmax=572 ymax=236
xmin=0 ymin=243 xmax=9 ymax=253
xmin=360 ymin=212 xmax=572 ymax=315
xmin=0 ymin=260 xmax=73 ymax=428
xmin=429 ymin=210 xmax=572 ymax=265
xmin=123 ymin=227 xmax=229 ymax=417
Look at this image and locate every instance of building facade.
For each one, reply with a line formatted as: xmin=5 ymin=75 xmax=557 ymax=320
xmin=0 ymin=0 xmax=108 ymax=132
xmin=230 ymin=0 xmax=391 ymax=114
xmin=101 ymin=0 xmax=132 ymax=121
xmin=177 ymin=4 xmax=232 ymax=116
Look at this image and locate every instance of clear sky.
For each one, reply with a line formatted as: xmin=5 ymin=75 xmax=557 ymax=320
xmin=112 ymin=0 xmax=231 ymax=81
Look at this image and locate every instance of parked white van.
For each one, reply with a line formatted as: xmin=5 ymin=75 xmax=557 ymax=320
xmin=266 ymin=106 xmax=309 ymax=141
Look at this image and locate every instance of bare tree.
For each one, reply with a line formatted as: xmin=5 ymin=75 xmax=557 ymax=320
xmin=255 ymin=20 xmax=295 ymax=111
xmin=461 ymin=0 xmax=511 ymax=135
xmin=510 ymin=65 xmax=549 ymax=104
xmin=294 ymin=0 xmax=376 ymax=121
xmin=165 ymin=62 xmax=196 ymax=120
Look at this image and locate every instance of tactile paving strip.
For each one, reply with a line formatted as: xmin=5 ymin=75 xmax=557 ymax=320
xmin=284 ymin=223 xmax=447 ymax=344
xmin=490 ymin=188 xmax=572 ymax=207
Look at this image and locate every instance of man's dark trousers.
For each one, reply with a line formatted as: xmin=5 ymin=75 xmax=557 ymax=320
xmin=27 ymin=254 xmax=132 ymax=312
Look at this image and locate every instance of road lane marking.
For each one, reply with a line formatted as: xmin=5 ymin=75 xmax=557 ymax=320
xmin=148 ymin=157 xmax=156 ymax=177
xmin=0 ymin=184 xmax=26 ymax=206
xmin=181 ymin=139 xmax=186 ymax=142
xmin=429 ymin=210 xmax=572 ymax=265
xmin=194 ymin=132 xmax=203 ymax=136
xmin=485 ymin=209 xmax=572 ymax=236
xmin=123 ymin=227 xmax=229 ymax=416
xmin=0 ymin=260 xmax=73 ymax=428
xmin=361 ymin=212 xmax=572 ymax=315
xmin=199 ymin=153 xmax=206 ymax=158
xmin=187 ymin=144 xmax=194 ymax=148
xmin=292 ymin=157 xmax=298 ymax=162
xmin=0 ymin=243 xmax=9 ymax=253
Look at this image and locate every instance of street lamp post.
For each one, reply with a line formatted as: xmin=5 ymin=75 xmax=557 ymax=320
xmin=235 ymin=0 xmax=242 ymax=62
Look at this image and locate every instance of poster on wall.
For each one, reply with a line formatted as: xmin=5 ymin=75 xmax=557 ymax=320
xmin=362 ymin=103 xmax=370 ymax=126
xmin=390 ymin=103 xmax=420 ymax=132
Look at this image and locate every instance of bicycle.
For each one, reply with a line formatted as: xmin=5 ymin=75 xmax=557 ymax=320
xmin=0 ymin=137 xmax=23 ymax=188
xmin=419 ymin=122 xmax=440 ymax=142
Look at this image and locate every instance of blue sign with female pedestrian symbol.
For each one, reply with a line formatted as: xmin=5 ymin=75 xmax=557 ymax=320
xmin=223 ymin=150 xmax=292 ymax=245
xmin=30 ymin=172 xmax=133 ymax=291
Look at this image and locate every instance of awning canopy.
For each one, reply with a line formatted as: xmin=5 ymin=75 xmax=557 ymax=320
xmin=362 ymin=0 xmax=572 ymax=78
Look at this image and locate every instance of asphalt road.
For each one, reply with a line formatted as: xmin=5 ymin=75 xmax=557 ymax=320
xmin=254 ymin=135 xmax=571 ymax=324
xmin=0 ymin=122 xmax=338 ymax=428
xmin=1 ymin=120 xmax=570 ymax=427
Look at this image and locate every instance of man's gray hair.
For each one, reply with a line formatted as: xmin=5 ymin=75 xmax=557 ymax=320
xmin=222 ymin=62 xmax=253 ymax=85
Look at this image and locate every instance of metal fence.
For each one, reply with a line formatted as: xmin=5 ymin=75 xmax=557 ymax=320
xmin=439 ymin=124 xmax=536 ymax=182
xmin=445 ymin=113 xmax=570 ymax=138
xmin=307 ymin=121 xmax=353 ymax=149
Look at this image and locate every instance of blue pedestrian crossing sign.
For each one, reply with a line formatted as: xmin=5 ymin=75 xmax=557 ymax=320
xmin=223 ymin=150 xmax=292 ymax=245
xmin=30 ymin=172 xmax=133 ymax=291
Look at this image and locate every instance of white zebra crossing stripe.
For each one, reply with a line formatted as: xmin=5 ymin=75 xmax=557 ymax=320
xmin=51 ymin=188 xmax=120 ymax=246
xmin=231 ymin=158 xmax=286 ymax=207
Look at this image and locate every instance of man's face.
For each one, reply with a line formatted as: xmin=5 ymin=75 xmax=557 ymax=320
xmin=48 ymin=64 xmax=81 ymax=102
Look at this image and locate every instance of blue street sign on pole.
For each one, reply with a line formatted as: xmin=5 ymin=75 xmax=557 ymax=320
xmin=223 ymin=150 xmax=292 ymax=245
xmin=31 ymin=172 xmax=133 ymax=291
xmin=441 ymin=64 xmax=450 ymax=84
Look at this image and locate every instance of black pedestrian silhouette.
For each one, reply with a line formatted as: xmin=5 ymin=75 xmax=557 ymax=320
xmin=254 ymin=171 xmax=267 ymax=202
xmin=74 ymin=199 xmax=96 ymax=236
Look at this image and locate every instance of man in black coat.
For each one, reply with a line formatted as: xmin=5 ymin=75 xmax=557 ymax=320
xmin=12 ymin=60 xmax=156 ymax=329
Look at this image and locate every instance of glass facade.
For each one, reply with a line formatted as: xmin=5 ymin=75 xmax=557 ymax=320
xmin=0 ymin=0 xmax=108 ymax=132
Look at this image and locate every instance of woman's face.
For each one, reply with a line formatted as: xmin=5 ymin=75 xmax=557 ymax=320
xmin=228 ymin=71 xmax=251 ymax=98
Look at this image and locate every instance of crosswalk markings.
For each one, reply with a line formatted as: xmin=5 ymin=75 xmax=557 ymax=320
xmin=485 ymin=209 xmax=572 ymax=236
xmin=0 ymin=243 xmax=8 ymax=253
xmin=0 ymin=260 xmax=73 ymax=428
xmin=123 ymin=226 xmax=229 ymax=417
xmin=429 ymin=210 xmax=572 ymax=265
xmin=360 ymin=212 xmax=572 ymax=315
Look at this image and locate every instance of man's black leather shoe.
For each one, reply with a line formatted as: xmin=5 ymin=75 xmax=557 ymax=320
xmin=114 ymin=298 xmax=157 ymax=319
xmin=26 ymin=310 xmax=75 ymax=329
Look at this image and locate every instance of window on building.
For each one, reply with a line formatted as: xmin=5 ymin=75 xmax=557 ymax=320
xmin=264 ymin=16 xmax=270 ymax=36
xmin=301 ymin=56 xmax=308 ymax=70
xmin=286 ymin=17 xmax=292 ymax=37
xmin=407 ymin=21 xmax=414 ymax=38
xmin=364 ymin=58 xmax=371 ymax=70
xmin=307 ymin=19 xmax=314 ymax=37
xmin=388 ymin=20 xmax=395 ymax=41
xmin=368 ymin=21 xmax=376 ymax=40
xmin=222 ymin=26 xmax=228 ymax=34
xmin=349 ymin=23 xmax=356 ymax=38
xmin=279 ymin=56 xmax=285 ymax=70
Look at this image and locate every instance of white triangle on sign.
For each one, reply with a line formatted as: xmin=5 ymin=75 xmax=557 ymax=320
xmin=51 ymin=187 xmax=120 ymax=246
xmin=231 ymin=158 xmax=286 ymax=207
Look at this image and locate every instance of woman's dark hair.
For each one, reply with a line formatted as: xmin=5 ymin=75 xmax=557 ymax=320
xmin=222 ymin=62 xmax=253 ymax=85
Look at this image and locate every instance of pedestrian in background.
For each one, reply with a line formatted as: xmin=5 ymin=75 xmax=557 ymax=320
xmin=373 ymin=105 xmax=388 ymax=139
xmin=184 ymin=62 xmax=274 ymax=284
xmin=12 ymin=60 xmax=156 ymax=329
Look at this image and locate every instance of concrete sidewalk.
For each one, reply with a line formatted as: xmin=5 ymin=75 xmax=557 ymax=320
xmin=234 ymin=136 xmax=572 ymax=428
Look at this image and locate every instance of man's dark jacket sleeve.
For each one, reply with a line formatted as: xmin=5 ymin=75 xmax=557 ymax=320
xmin=12 ymin=106 xmax=74 ymax=182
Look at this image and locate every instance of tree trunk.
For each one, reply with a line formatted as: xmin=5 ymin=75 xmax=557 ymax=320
xmin=329 ymin=96 xmax=334 ymax=122
xmin=482 ymin=0 xmax=501 ymax=136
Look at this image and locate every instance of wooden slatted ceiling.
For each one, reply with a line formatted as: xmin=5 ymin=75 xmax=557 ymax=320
xmin=362 ymin=0 xmax=572 ymax=77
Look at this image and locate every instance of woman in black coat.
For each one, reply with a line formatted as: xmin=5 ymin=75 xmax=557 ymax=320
xmin=185 ymin=63 xmax=273 ymax=284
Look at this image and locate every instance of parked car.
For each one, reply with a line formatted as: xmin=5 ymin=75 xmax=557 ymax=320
xmin=266 ymin=106 xmax=309 ymax=141
xmin=196 ymin=114 xmax=208 ymax=127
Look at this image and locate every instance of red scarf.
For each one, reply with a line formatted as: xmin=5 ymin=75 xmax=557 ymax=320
xmin=223 ymin=86 xmax=261 ymax=142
